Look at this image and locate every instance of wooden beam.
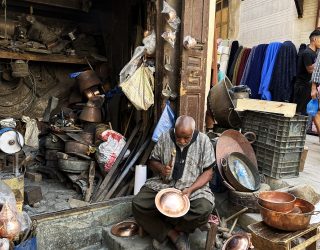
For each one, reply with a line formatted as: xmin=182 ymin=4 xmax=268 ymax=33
xmin=0 ymin=50 xmax=87 ymax=64
xmin=14 ymin=0 xmax=84 ymax=11
xmin=235 ymin=99 xmax=297 ymax=117
xmin=317 ymin=0 xmax=320 ymax=28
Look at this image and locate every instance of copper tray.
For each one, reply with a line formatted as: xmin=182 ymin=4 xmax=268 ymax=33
xmin=111 ymin=220 xmax=139 ymax=237
xmin=155 ymin=188 xmax=190 ymax=218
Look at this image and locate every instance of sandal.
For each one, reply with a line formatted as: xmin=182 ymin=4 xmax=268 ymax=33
xmin=173 ymin=233 xmax=190 ymax=250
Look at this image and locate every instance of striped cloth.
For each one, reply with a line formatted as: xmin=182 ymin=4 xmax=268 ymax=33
xmin=311 ymin=52 xmax=320 ymax=85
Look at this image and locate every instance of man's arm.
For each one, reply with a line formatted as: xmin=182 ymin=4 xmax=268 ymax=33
xmin=303 ymin=52 xmax=315 ymax=73
xmin=149 ymin=160 xmax=171 ymax=177
xmin=306 ymin=64 xmax=315 ymax=74
xmin=182 ymin=168 xmax=213 ymax=198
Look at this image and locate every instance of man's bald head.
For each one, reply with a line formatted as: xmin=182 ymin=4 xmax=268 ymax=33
xmin=174 ymin=116 xmax=195 ymax=147
xmin=175 ymin=115 xmax=196 ymax=131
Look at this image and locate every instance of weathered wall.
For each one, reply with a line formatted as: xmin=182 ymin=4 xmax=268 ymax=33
xmin=236 ymin=0 xmax=317 ymax=47
xmin=34 ymin=197 xmax=133 ymax=250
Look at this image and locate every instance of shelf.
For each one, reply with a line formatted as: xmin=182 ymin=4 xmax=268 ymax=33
xmin=0 ymin=50 xmax=88 ymax=64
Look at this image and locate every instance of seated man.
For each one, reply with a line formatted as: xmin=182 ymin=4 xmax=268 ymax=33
xmin=132 ymin=115 xmax=215 ymax=250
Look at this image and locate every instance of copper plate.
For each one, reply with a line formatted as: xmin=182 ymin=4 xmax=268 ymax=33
xmin=155 ymin=188 xmax=190 ymax=218
xmin=222 ymin=234 xmax=251 ymax=250
xmin=111 ymin=220 xmax=139 ymax=237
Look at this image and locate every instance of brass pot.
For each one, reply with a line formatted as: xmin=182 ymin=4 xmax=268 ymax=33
xmin=257 ymin=191 xmax=296 ymax=213
xmin=77 ymin=70 xmax=101 ymax=93
xmin=155 ymin=188 xmax=190 ymax=218
xmin=79 ymin=106 xmax=102 ymax=123
xmin=258 ymin=198 xmax=318 ymax=231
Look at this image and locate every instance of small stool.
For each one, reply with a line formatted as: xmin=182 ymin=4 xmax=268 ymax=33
xmin=248 ymin=222 xmax=320 ymax=250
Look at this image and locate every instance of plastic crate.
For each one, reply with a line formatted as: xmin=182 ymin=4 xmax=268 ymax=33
xmin=242 ymin=111 xmax=307 ymax=149
xmin=241 ymin=111 xmax=307 ymax=179
xmin=255 ymin=146 xmax=302 ymax=179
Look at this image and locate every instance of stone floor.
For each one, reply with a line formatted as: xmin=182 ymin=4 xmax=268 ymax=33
xmin=24 ymin=178 xmax=81 ymax=216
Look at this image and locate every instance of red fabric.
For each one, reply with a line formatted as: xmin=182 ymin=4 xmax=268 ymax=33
xmin=236 ymin=48 xmax=252 ymax=86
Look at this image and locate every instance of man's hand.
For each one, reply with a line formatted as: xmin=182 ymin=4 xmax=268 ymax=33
xmin=161 ymin=165 xmax=172 ymax=177
xmin=182 ymin=187 xmax=193 ymax=199
xmin=311 ymin=88 xmax=319 ymax=99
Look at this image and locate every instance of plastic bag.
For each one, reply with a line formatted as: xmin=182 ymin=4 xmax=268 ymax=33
xmin=152 ymin=101 xmax=176 ymax=142
xmin=183 ymin=35 xmax=197 ymax=50
xmin=142 ymin=30 xmax=156 ymax=55
xmin=161 ymin=30 xmax=176 ymax=48
xmin=0 ymin=238 xmax=9 ymax=250
xmin=96 ymin=130 xmax=126 ymax=172
xmin=0 ymin=180 xmax=17 ymax=211
xmin=307 ymin=99 xmax=319 ymax=117
xmin=22 ymin=116 xmax=40 ymax=148
xmin=120 ymin=65 xmax=154 ymax=110
xmin=119 ymin=46 xmax=145 ymax=84
xmin=162 ymin=1 xmax=181 ymax=30
xmin=0 ymin=203 xmax=21 ymax=240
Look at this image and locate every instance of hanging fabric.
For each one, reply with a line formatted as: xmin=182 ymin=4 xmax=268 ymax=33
xmin=240 ymin=46 xmax=257 ymax=86
xmin=243 ymin=44 xmax=268 ymax=99
xmin=228 ymin=46 xmax=243 ymax=83
xmin=259 ymin=42 xmax=282 ymax=100
xmin=232 ymin=48 xmax=245 ymax=84
xmin=269 ymin=41 xmax=297 ymax=102
xmin=235 ymin=48 xmax=252 ymax=86
xmin=226 ymin=41 xmax=240 ymax=79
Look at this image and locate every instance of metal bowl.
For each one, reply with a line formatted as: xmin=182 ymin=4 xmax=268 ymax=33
xmin=222 ymin=234 xmax=251 ymax=250
xmin=111 ymin=220 xmax=139 ymax=237
xmin=257 ymin=191 xmax=296 ymax=213
xmin=155 ymin=188 xmax=190 ymax=218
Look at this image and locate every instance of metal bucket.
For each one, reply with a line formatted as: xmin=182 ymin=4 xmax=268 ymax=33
xmin=208 ymin=77 xmax=242 ymax=128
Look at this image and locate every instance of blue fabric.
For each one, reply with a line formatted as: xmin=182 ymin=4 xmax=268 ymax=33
xmin=243 ymin=44 xmax=268 ymax=99
xmin=152 ymin=101 xmax=176 ymax=142
xmin=105 ymin=86 xmax=123 ymax=99
xmin=14 ymin=237 xmax=37 ymax=250
xmin=269 ymin=41 xmax=297 ymax=102
xmin=240 ymin=46 xmax=256 ymax=85
xmin=69 ymin=72 xmax=81 ymax=78
xmin=259 ymin=42 xmax=282 ymax=100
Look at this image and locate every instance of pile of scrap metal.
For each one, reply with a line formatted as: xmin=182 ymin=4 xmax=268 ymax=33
xmin=0 ymin=14 xmax=99 ymax=57
xmin=34 ymin=68 xmax=153 ymax=202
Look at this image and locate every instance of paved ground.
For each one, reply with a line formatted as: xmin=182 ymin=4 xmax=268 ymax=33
xmin=285 ymin=135 xmax=320 ymax=192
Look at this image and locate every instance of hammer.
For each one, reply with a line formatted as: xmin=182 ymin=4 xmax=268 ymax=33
xmin=163 ymin=149 xmax=176 ymax=183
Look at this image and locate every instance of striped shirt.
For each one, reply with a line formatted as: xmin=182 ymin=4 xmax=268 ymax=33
xmin=311 ymin=52 xmax=320 ymax=85
xmin=144 ymin=130 xmax=215 ymax=205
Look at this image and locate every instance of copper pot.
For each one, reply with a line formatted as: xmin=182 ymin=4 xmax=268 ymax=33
xmin=65 ymin=141 xmax=89 ymax=156
xmin=257 ymin=191 xmax=296 ymax=213
xmin=223 ymin=152 xmax=260 ymax=192
xmin=79 ymin=106 xmax=102 ymax=123
xmin=83 ymin=86 xmax=101 ymax=100
xmin=76 ymin=70 xmax=101 ymax=93
xmin=222 ymin=234 xmax=251 ymax=250
xmin=111 ymin=220 xmax=139 ymax=237
xmin=258 ymin=198 xmax=318 ymax=231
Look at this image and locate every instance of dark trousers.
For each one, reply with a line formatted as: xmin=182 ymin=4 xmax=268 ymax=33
xmin=132 ymin=186 xmax=213 ymax=243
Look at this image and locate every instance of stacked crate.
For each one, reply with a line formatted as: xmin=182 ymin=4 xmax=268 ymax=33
xmin=242 ymin=111 xmax=308 ymax=179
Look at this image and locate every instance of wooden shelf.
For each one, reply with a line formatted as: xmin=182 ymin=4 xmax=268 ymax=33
xmin=0 ymin=50 xmax=88 ymax=64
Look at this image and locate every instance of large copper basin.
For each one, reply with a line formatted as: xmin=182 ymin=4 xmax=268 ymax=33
xmin=258 ymin=198 xmax=315 ymax=231
xmin=257 ymin=191 xmax=296 ymax=213
xmin=155 ymin=188 xmax=190 ymax=218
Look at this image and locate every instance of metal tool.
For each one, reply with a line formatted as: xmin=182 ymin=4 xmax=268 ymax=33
xmin=163 ymin=148 xmax=176 ymax=183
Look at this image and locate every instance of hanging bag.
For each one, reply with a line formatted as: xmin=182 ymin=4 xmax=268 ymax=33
xmin=120 ymin=65 xmax=154 ymax=110
xmin=307 ymin=98 xmax=319 ymax=117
